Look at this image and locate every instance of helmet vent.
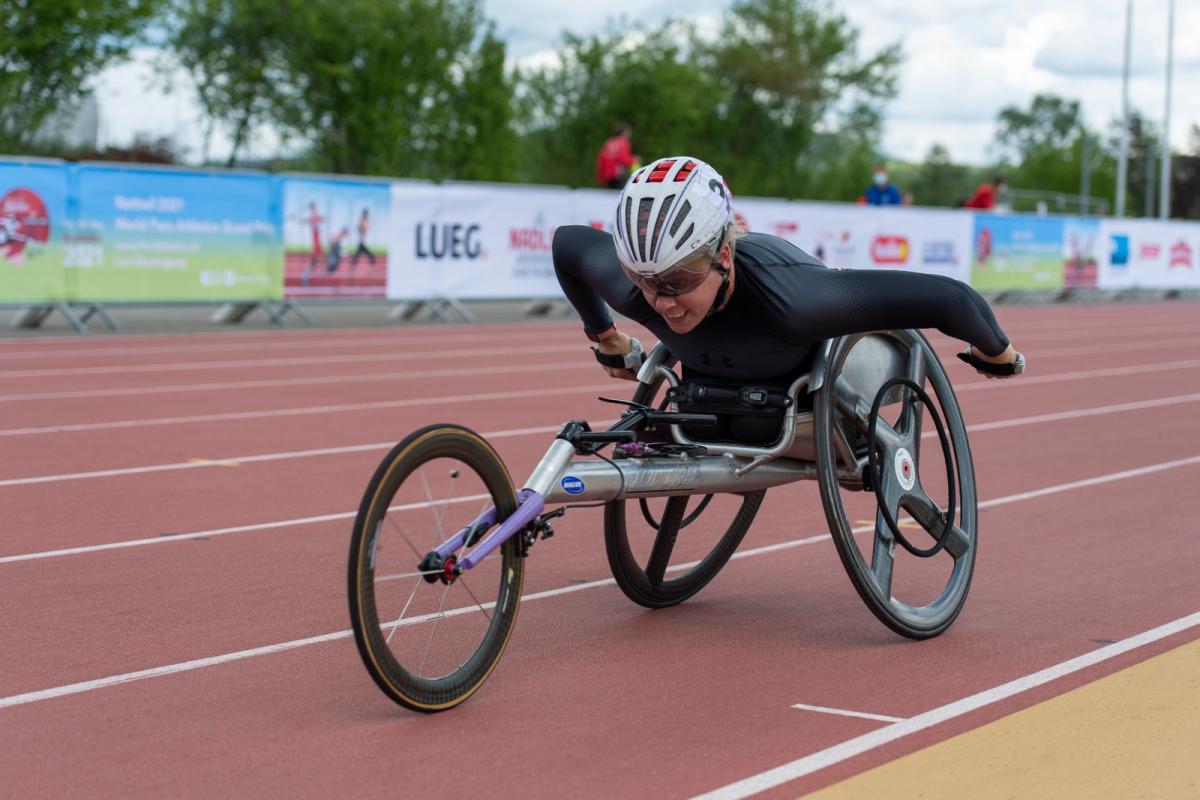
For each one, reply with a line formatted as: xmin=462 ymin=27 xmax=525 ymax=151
xmin=669 ymin=200 xmax=691 ymax=237
xmin=674 ymin=222 xmax=694 ymax=250
xmin=636 ymin=197 xmax=655 ymax=262
xmin=623 ymin=196 xmax=637 ymax=258
xmin=650 ymin=194 xmax=675 ymax=261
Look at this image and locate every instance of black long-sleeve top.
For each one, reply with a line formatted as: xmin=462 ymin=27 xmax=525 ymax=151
xmin=553 ymin=225 xmax=1009 ymax=381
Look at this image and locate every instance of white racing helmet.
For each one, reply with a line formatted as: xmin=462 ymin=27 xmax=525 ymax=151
xmin=612 ymin=156 xmax=734 ymax=284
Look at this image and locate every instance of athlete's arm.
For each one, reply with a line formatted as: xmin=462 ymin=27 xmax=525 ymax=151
xmin=552 ymin=225 xmax=655 ymax=338
xmin=772 ymin=264 xmax=1012 ymax=358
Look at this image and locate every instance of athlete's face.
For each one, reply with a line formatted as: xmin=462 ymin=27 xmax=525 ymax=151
xmin=640 ymin=244 xmax=733 ymax=334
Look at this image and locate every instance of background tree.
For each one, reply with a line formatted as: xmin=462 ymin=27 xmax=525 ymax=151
xmin=0 ymin=0 xmax=159 ymax=152
xmin=517 ymin=23 xmax=722 ymax=187
xmin=269 ymin=0 xmax=518 ymax=180
xmin=991 ymin=93 xmax=1115 ymax=212
xmin=161 ymin=0 xmax=286 ymax=165
xmin=895 ymin=144 xmax=974 ymax=208
xmin=695 ymin=0 xmax=901 ymax=198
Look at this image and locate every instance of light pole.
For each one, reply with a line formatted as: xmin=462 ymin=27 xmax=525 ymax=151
xmin=1159 ymin=0 xmax=1175 ymax=219
xmin=1115 ymin=0 xmax=1133 ymax=217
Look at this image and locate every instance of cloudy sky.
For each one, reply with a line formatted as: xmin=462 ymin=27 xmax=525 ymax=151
xmin=93 ymin=0 xmax=1198 ymax=167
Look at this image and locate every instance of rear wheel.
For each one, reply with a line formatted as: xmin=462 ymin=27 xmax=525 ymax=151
xmin=814 ymin=331 xmax=977 ymax=639
xmin=603 ymin=370 xmax=765 ymax=608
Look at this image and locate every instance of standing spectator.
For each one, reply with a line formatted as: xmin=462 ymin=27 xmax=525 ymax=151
xmin=596 ymin=123 xmax=639 ymax=189
xmin=964 ymin=175 xmax=1008 ymax=210
xmin=863 ymin=162 xmax=902 ymax=205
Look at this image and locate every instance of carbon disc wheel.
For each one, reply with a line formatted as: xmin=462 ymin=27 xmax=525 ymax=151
xmin=814 ymin=331 xmax=978 ymax=639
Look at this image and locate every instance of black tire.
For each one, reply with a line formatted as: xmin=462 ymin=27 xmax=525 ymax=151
xmin=603 ymin=371 xmax=765 ymax=608
xmin=348 ymin=424 xmax=523 ymax=712
xmin=814 ymin=331 xmax=977 ymax=639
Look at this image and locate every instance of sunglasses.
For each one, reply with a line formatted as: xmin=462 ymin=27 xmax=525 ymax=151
xmin=620 ymin=258 xmax=716 ymax=297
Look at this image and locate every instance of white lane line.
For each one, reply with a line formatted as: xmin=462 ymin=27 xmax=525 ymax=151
xmin=0 ymin=417 xmax=600 ymax=490
xmin=0 ymin=326 xmax=578 ymax=362
xmin=952 ymin=358 xmax=1200 ymax=393
xmin=694 ymin=610 xmax=1200 ymax=800
xmin=790 ymin=704 xmax=906 ymax=723
xmin=0 ymin=360 xmax=591 ymax=404
xmin=3 ymin=379 xmax=1195 ymax=488
xmin=3 ymin=351 xmax=1198 ymax=414
xmin=1 ymin=454 xmax=1199 ymax=710
xmin=0 ymin=342 xmax=583 ymax=378
xmin=0 ymin=382 xmax=614 ymax=437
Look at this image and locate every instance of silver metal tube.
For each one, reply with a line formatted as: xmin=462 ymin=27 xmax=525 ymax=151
xmin=522 ymin=438 xmax=577 ymax=497
xmin=1115 ymin=0 xmax=1133 ymax=218
xmin=541 ymin=454 xmax=817 ymax=505
xmin=1160 ymin=0 xmax=1175 ymax=220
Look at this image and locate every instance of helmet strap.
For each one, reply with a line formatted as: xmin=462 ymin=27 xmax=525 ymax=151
xmin=706 ymin=263 xmax=731 ymax=316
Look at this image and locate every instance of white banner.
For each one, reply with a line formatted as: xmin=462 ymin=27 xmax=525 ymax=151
xmin=386 ymin=180 xmax=1199 ymax=300
xmin=1098 ymin=218 xmax=1200 ymax=289
xmin=734 ymin=199 xmax=973 ymax=283
xmin=388 ymin=182 xmax=582 ymax=300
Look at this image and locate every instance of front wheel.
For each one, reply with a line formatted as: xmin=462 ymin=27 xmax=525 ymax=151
xmin=347 ymin=424 xmax=524 ymax=712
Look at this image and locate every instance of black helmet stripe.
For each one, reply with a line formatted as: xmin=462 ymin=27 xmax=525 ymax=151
xmin=649 ymin=194 xmax=675 ymax=262
xmin=623 ymin=196 xmax=636 ymax=258
xmin=674 ymin=222 xmax=694 ymax=250
xmin=636 ymin=197 xmax=654 ymax=262
xmin=668 ymin=199 xmax=691 ymax=237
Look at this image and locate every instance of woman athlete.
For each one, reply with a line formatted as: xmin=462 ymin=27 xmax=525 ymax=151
xmin=553 ymin=156 xmax=1024 ymax=386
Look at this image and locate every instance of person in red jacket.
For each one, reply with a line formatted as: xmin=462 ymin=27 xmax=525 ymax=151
xmin=596 ymin=123 xmax=639 ymax=189
xmin=964 ymin=175 xmax=1007 ymax=209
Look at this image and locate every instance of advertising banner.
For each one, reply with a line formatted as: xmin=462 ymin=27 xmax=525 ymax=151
xmin=283 ymin=176 xmax=390 ymax=298
xmin=71 ymin=165 xmax=280 ymax=301
xmin=0 ymin=159 xmax=69 ymax=302
xmin=734 ymin=198 xmax=973 ymax=282
xmin=1062 ymin=217 xmax=1101 ymax=288
xmin=387 ymin=182 xmax=576 ymax=300
xmin=1099 ymin=218 xmax=1200 ymax=289
xmin=970 ymin=214 xmax=1065 ymax=290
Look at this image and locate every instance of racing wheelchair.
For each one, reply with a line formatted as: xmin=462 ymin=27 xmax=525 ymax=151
xmin=348 ymin=330 xmax=976 ymax=712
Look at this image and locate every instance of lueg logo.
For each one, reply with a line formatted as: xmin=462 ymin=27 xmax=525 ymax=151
xmin=1169 ymin=240 xmax=1193 ymax=270
xmin=415 ymin=222 xmax=482 ymax=260
xmin=871 ymin=235 xmax=910 ymax=265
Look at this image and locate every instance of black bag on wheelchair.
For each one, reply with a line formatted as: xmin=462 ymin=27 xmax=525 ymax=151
xmin=667 ymin=376 xmax=795 ymax=446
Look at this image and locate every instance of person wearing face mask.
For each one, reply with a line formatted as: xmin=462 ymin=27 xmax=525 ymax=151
xmin=863 ymin=162 xmax=903 ymax=205
xmin=552 ymin=156 xmax=1024 ymax=400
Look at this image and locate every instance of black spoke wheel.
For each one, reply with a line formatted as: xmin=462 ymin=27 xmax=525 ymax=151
xmin=603 ymin=369 xmax=765 ymax=608
xmin=348 ymin=424 xmax=524 ymax=712
xmin=814 ymin=331 xmax=978 ymax=639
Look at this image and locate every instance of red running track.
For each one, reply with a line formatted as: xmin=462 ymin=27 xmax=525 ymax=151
xmin=1 ymin=304 xmax=1199 ymax=797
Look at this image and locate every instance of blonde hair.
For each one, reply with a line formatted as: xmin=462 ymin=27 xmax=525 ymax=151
xmin=676 ymin=221 xmax=747 ymax=273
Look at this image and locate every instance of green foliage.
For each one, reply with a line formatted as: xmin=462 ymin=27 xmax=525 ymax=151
xmin=518 ymin=23 xmax=723 ymax=187
xmin=162 ymin=0 xmax=285 ymax=165
xmin=696 ymin=0 xmax=901 ymax=199
xmin=262 ymin=0 xmax=518 ymax=180
xmin=518 ymin=0 xmax=900 ymax=198
xmin=0 ymin=0 xmax=159 ymax=151
xmin=893 ymin=144 xmax=976 ymax=208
